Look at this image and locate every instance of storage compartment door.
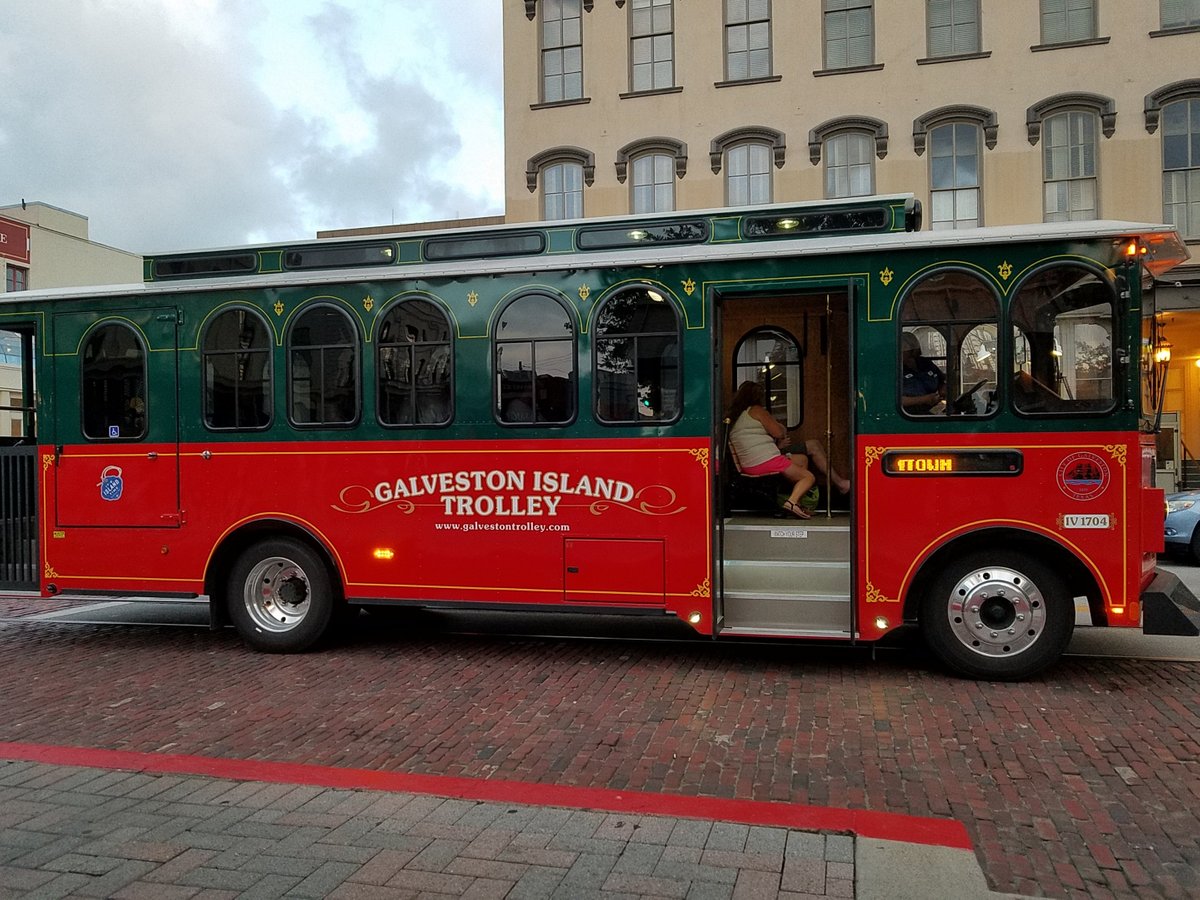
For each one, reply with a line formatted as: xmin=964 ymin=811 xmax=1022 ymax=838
xmin=564 ymin=538 xmax=665 ymax=606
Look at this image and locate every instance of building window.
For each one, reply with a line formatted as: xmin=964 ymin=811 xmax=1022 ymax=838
xmin=631 ymin=153 xmax=676 ymax=213
xmin=4 ymin=266 xmax=27 ymax=292
xmin=823 ymin=0 xmax=874 ymax=69
xmin=725 ymin=0 xmax=771 ymax=80
xmin=288 ymin=305 xmax=358 ymax=426
xmin=927 ymin=0 xmax=979 ymax=57
xmin=1040 ymin=0 xmax=1096 ymax=43
xmin=1162 ymin=0 xmax=1200 ymax=29
xmin=542 ymin=0 xmax=583 ymax=103
xmin=1163 ymin=98 xmax=1200 ymax=239
xmin=377 ymin=298 xmax=453 ymax=426
xmin=544 ymin=162 xmax=585 ymax=220
xmin=202 ymin=308 xmax=272 ymax=430
xmin=825 ymin=132 xmax=874 ymax=198
xmin=726 ymin=143 xmax=773 ymax=205
xmin=616 ymin=137 xmax=687 ymax=207
xmin=929 ymin=123 xmax=981 ymax=229
xmin=81 ymin=323 xmax=146 ymax=440
xmin=631 ymin=0 xmax=673 ymax=92
xmin=594 ymin=286 xmax=681 ymax=424
xmin=495 ymin=293 xmax=576 ymax=425
xmin=1043 ymin=111 xmax=1097 ymax=222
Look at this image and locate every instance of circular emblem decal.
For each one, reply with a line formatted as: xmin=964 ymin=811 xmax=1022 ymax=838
xmin=1056 ymin=452 xmax=1110 ymax=501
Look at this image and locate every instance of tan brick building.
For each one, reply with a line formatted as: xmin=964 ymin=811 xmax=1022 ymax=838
xmin=503 ymin=0 xmax=1200 ymax=477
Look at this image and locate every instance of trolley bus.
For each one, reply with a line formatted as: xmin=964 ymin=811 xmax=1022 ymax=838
xmin=2 ymin=194 xmax=1198 ymax=679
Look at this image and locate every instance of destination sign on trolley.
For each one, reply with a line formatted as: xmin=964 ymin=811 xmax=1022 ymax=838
xmin=882 ymin=449 xmax=1023 ymax=477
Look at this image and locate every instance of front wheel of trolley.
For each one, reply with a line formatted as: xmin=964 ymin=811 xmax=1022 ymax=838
xmin=920 ymin=550 xmax=1074 ymax=680
xmin=227 ymin=538 xmax=336 ymax=652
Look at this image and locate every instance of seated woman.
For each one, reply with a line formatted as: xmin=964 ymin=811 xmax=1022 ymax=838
xmin=727 ymin=381 xmax=816 ymax=519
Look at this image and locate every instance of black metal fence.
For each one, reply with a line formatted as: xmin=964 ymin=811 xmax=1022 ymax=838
xmin=0 ymin=445 xmax=38 ymax=590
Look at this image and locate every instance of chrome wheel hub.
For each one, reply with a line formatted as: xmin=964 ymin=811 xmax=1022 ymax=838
xmin=946 ymin=565 xmax=1046 ymax=658
xmin=243 ymin=556 xmax=310 ymax=633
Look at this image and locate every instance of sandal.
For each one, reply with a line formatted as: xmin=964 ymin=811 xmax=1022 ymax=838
xmin=782 ymin=500 xmax=812 ymax=519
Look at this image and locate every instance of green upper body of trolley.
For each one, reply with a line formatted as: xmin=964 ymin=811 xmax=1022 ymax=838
xmin=1 ymin=194 xmax=1189 ymax=448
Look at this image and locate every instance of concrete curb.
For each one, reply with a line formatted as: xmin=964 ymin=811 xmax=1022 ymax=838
xmin=857 ymin=837 xmax=1042 ymax=900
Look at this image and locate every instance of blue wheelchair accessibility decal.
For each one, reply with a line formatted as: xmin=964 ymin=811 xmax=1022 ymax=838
xmin=98 ymin=466 xmax=124 ymax=502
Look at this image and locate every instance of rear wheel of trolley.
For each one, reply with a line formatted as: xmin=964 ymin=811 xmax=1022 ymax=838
xmin=227 ymin=537 xmax=337 ymax=652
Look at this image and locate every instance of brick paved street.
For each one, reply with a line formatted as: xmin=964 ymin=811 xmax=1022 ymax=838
xmin=0 ymin=604 xmax=1196 ymax=898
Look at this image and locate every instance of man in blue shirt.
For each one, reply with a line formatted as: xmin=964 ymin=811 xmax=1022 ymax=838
xmin=901 ymin=332 xmax=946 ymax=414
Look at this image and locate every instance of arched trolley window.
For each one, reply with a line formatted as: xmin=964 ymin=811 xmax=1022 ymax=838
xmin=494 ymin=293 xmax=577 ymax=425
xmin=81 ymin=322 xmax=147 ymax=440
xmin=287 ymin=305 xmax=360 ymax=427
xmin=1010 ymin=264 xmax=1115 ymax=415
xmin=732 ymin=327 xmax=804 ymax=429
xmin=377 ymin=298 xmax=453 ymax=427
xmin=898 ymin=270 xmax=999 ymax=418
xmin=202 ymin=308 xmax=273 ymax=430
xmin=593 ymin=286 xmax=681 ymax=424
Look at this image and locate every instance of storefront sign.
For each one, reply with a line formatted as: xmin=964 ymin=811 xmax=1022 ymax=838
xmin=0 ymin=217 xmax=30 ymax=264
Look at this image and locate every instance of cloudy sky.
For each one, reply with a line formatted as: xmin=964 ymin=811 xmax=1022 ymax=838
xmin=1 ymin=0 xmax=504 ymax=254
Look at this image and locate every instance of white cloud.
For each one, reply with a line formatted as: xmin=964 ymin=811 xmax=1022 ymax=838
xmin=0 ymin=0 xmax=503 ymax=253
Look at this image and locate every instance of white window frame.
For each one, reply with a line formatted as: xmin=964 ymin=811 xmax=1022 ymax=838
xmin=631 ymin=153 xmax=676 ymax=213
xmin=725 ymin=142 xmax=773 ymax=206
xmin=1042 ymin=110 xmax=1098 ymax=222
xmin=543 ymin=161 xmax=585 ymax=220
xmin=929 ymin=122 xmax=982 ymax=229
xmin=824 ymin=132 xmax=874 ymax=198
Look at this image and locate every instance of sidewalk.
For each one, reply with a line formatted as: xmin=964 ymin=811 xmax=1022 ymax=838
xmin=0 ymin=744 xmax=1025 ymax=899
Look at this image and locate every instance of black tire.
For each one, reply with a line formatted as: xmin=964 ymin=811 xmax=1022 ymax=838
xmin=227 ymin=538 xmax=336 ymax=652
xmin=1189 ymin=527 xmax=1200 ymax=566
xmin=920 ymin=550 xmax=1074 ymax=680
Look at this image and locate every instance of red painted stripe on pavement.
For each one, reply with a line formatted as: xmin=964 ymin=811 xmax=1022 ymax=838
xmin=0 ymin=741 xmax=971 ymax=849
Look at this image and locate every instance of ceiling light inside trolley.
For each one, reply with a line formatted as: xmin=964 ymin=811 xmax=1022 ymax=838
xmin=627 ymin=229 xmax=650 ymax=241
xmin=775 ymin=217 xmax=801 ymax=230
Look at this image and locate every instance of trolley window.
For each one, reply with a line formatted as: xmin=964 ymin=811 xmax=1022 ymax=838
xmin=1011 ymin=265 xmax=1115 ymax=415
xmin=288 ymin=306 xmax=359 ymax=426
xmin=202 ymin=308 xmax=273 ymax=430
xmin=377 ymin=299 xmax=453 ymax=426
xmin=81 ymin=323 xmax=147 ymax=440
xmin=899 ymin=270 xmax=999 ymax=418
xmin=594 ymin=287 xmax=681 ymax=423
xmin=495 ymin=293 xmax=576 ymax=425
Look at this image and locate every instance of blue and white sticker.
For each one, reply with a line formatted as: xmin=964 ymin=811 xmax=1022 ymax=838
xmin=98 ymin=466 xmax=124 ymax=502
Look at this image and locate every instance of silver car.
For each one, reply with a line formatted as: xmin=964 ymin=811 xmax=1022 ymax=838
xmin=1165 ymin=489 xmax=1200 ymax=564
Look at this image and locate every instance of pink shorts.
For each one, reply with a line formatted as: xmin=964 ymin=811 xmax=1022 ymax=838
xmin=741 ymin=454 xmax=791 ymax=476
